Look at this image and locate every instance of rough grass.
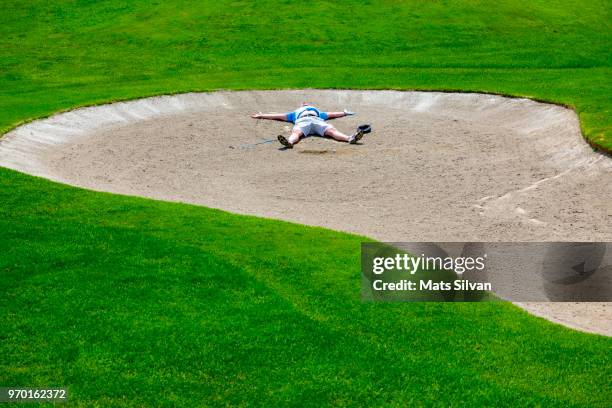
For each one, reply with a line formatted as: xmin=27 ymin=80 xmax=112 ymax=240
xmin=1 ymin=0 xmax=610 ymax=150
xmin=1 ymin=1 xmax=611 ymax=406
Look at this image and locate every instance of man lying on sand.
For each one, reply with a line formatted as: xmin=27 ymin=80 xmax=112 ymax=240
xmin=251 ymin=102 xmax=365 ymax=148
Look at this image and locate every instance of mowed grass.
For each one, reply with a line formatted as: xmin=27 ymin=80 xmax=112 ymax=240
xmin=2 ymin=170 xmax=611 ymax=407
xmin=1 ymin=0 xmax=611 ymax=406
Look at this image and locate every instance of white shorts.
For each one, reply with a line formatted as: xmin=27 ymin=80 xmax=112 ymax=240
xmin=293 ymin=117 xmax=333 ymax=137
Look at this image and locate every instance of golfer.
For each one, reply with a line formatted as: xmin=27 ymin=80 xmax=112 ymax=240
xmin=251 ymin=103 xmax=365 ymax=148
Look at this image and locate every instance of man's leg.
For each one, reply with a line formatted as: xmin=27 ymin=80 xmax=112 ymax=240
xmin=278 ymin=128 xmax=304 ymax=148
xmin=325 ymin=127 xmax=364 ymax=144
xmin=288 ymin=128 xmax=304 ymax=145
xmin=324 ymin=127 xmax=351 ymax=142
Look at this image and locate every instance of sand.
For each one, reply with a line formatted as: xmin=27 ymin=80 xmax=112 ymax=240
xmin=1 ymin=90 xmax=610 ymax=335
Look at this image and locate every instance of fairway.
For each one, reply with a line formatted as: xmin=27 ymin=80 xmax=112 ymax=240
xmin=1 ymin=0 xmax=611 ymax=406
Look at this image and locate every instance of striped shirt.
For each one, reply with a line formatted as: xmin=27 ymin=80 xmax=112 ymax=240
xmin=285 ymin=106 xmax=329 ymax=123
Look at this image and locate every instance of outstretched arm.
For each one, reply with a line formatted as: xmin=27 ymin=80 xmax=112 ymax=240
xmin=325 ymin=112 xmax=347 ymax=119
xmin=251 ymin=112 xmax=288 ymax=121
xmin=323 ymin=109 xmax=356 ymax=120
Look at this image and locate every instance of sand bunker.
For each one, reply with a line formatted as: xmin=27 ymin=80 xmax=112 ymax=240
xmin=1 ymin=90 xmax=610 ymax=335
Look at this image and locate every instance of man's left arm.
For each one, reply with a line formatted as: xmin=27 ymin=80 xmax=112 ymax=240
xmin=323 ymin=109 xmax=355 ymax=120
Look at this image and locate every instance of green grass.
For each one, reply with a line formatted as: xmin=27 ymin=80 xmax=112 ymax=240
xmin=1 ymin=0 xmax=610 ymax=150
xmin=2 ymin=170 xmax=611 ymax=407
xmin=1 ymin=0 xmax=611 ymax=406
